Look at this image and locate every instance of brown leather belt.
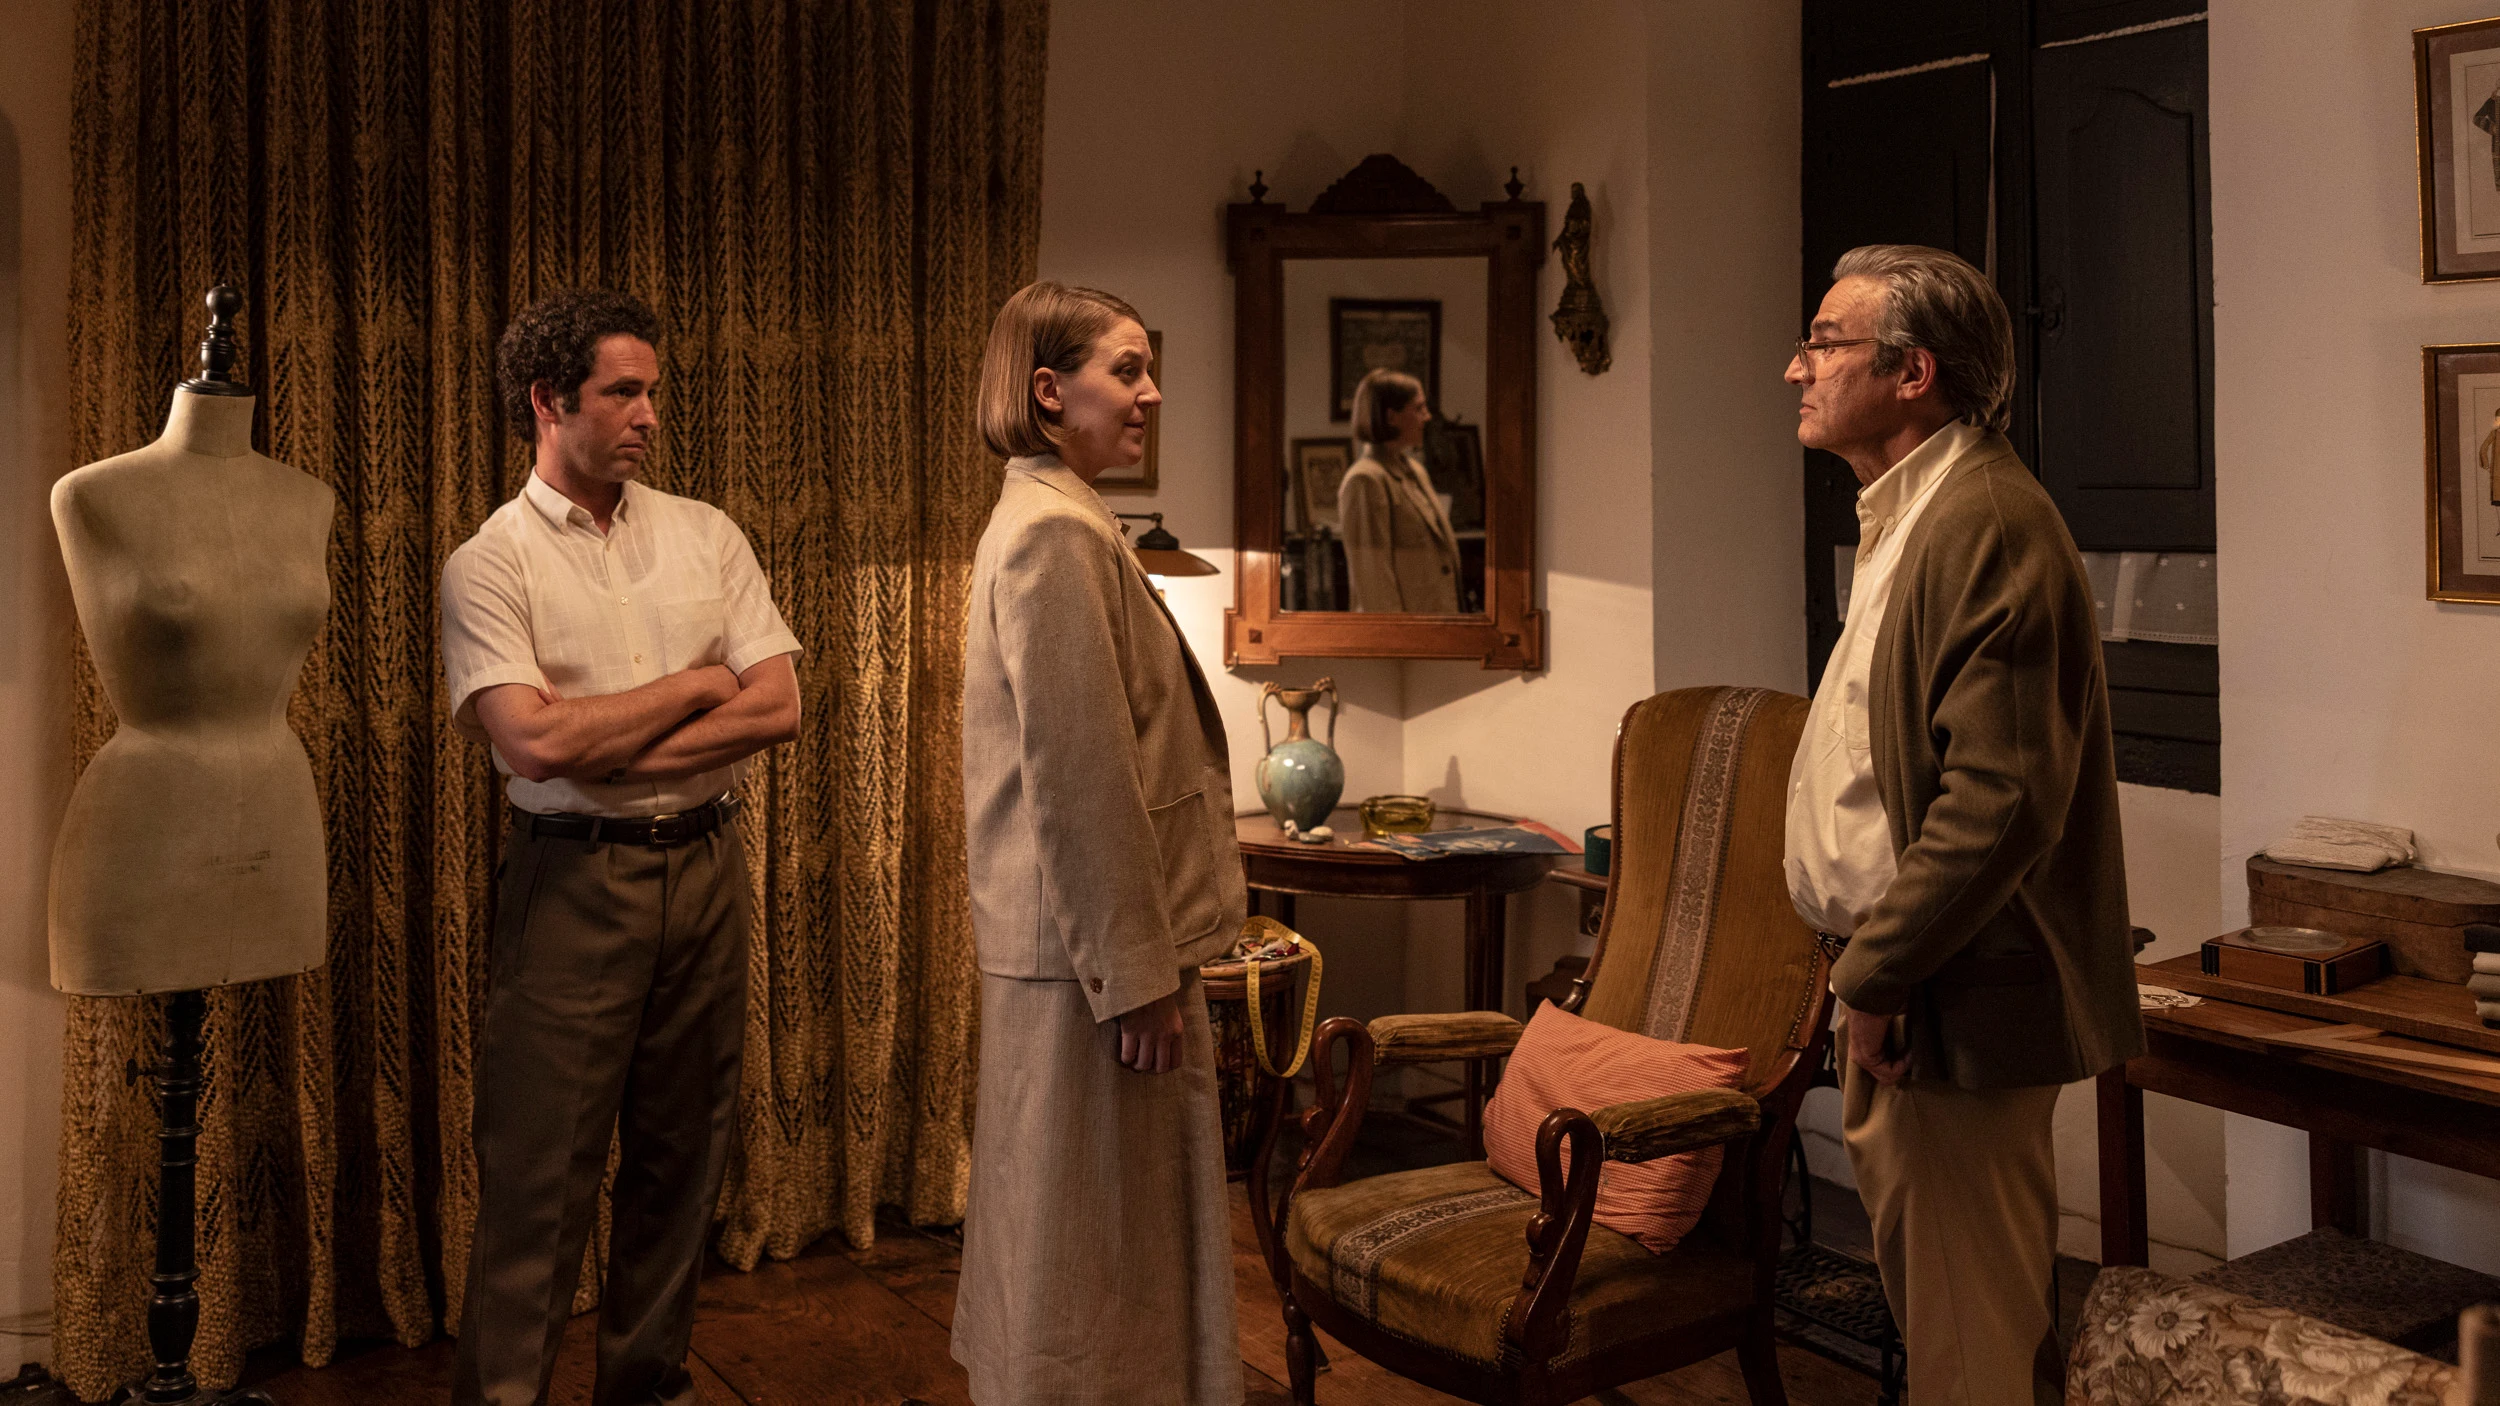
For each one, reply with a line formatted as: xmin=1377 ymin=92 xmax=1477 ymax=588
xmin=513 ymin=794 xmax=741 ymax=848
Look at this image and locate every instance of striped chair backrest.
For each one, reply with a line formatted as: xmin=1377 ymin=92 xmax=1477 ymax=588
xmin=1575 ymin=687 xmax=1822 ymax=1092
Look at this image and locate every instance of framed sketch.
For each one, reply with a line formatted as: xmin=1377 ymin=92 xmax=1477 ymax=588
xmin=1329 ymin=299 xmax=1440 ymax=421
xmin=2424 ymin=343 xmax=2500 ymax=601
xmin=1096 ymin=329 xmax=1162 ymax=492
xmin=1291 ymin=436 xmax=1354 ymax=530
xmin=2416 ymin=18 xmax=2500 ymax=283
xmin=1423 ymin=416 xmax=1485 ymax=532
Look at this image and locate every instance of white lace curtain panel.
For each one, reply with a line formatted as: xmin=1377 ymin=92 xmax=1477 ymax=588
xmin=1833 ymin=549 xmax=2216 ymax=647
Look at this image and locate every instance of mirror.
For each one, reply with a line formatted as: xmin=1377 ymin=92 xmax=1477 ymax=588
xmin=1280 ymin=258 xmax=1488 ymax=615
xmin=1224 ymin=155 xmax=1547 ymax=670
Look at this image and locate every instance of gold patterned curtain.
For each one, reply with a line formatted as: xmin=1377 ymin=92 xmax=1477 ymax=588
xmin=53 ymin=0 xmax=1042 ymax=1394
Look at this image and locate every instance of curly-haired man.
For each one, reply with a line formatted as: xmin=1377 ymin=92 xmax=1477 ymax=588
xmin=440 ymin=289 xmax=801 ymax=1406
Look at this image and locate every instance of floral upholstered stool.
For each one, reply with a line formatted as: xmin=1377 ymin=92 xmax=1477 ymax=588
xmin=2067 ymin=1265 xmax=2456 ymax=1405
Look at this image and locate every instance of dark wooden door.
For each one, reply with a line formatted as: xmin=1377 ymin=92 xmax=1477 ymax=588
xmin=1800 ymin=58 xmax=1995 ymax=684
xmin=2029 ymin=19 xmax=2213 ymax=550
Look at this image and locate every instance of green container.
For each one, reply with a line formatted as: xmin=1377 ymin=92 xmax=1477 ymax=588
xmin=1584 ymin=824 xmax=1614 ymax=877
xmin=1254 ymin=679 xmax=1344 ymax=832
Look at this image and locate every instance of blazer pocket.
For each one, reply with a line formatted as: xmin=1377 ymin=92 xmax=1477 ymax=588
xmin=1147 ymin=788 xmax=1223 ymax=948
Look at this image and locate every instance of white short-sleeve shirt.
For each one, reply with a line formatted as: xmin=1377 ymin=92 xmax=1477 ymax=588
xmin=440 ymin=472 xmax=802 ymax=818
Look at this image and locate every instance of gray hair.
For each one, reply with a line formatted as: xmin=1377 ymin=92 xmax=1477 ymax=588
xmin=1830 ymin=244 xmax=2015 ymax=433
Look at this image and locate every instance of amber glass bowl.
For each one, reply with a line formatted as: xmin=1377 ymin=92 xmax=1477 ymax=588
xmin=1359 ymin=794 xmax=1435 ymax=839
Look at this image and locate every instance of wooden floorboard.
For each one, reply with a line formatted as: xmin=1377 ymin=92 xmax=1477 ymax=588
xmin=241 ymin=1184 xmax=1875 ymax=1405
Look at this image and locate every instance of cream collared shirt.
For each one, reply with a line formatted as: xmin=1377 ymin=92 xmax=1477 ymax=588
xmin=1785 ymin=419 xmax=1985 ymax=937
xmin=440 ymin=472 xmax=802 ymax=818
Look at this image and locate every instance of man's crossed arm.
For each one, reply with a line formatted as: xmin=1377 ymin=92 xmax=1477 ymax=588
xmin=473 ymin=653 xmax=801 ymax=786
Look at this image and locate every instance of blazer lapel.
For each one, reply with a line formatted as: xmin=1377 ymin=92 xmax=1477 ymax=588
xmin=1013 ymin=458 xmax=1231 ymax=765
xmin=1394 ymin=455 xmax=1461 ymax=572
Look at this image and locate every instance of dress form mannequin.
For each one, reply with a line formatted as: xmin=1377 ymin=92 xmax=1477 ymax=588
xmin=48 ymin=286 xmax=335 ymax=996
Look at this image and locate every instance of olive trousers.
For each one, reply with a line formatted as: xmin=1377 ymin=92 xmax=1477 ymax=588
xmin=451 ymin=817 xmax=750 ymax=1406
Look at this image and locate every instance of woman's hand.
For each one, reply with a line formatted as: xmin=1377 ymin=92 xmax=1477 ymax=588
xmin=1117 ymin=992 xmax=1185 ymax=1074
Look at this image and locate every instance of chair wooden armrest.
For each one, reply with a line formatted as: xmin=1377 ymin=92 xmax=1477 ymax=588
xmin=1367 ymin=1010 xmax=1525 ymax=1065
xmin=1590 ymin=1088 xmax=1761 ymax=1163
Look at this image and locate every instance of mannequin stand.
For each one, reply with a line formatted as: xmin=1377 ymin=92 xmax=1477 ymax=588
xmin=114 ymin=991 xmax=273 ymax=1406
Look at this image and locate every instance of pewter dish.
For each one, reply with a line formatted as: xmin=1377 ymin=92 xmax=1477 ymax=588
xmin=2240 ymin=926 xmax=2347 ymax=956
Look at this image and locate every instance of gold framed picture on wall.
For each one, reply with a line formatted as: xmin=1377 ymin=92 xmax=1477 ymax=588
xmin=1095 ymin=329 xmax=1162 ymax=493
xmin=2423 ymin=342 xmax=2500 ymax=601
xmin=2415 ymin=17 xmax=2500 ymax=283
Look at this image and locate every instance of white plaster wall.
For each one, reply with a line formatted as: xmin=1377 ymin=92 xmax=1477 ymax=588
xmin=2212 ymin=0 xmax=2500 ymax=1274
xmin=1646 ymin=0 xmax=1809 ymax=701
xmin=1392 ymin=0 xmax=1662 ymax=1026
xmin=0 ymin=0 xmax=74 ymax=1367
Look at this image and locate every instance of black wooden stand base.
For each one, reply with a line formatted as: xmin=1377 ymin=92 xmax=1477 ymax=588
xmin=112 ymin=991 xmax=275 ymax=1406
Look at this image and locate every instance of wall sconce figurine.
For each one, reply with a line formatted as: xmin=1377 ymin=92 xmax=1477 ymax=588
xmin=1550 ymin=181 xmax=1611 ymax=375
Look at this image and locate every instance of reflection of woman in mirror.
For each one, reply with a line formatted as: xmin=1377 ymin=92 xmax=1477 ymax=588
xmin=1339 ymin=368 xmax=1460 ymax=612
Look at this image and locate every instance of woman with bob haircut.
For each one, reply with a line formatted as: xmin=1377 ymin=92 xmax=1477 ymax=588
xmin=1337 ymin=367 xmax=1460 ymax=613
xmin=951 ymin=280 xmax=1247 ymax=1405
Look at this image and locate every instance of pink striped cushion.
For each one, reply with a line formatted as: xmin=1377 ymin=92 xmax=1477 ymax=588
xmin=1482 ymin=1003 xmax=1750 ymax=1254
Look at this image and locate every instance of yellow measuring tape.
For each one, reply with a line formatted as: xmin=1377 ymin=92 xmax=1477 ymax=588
xmin=1239 ymin=915 xmax=1324 ymax=1080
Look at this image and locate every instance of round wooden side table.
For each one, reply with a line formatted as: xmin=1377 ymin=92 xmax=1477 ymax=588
xmin=1234 ymin=805 xmax=1561 ymax=1155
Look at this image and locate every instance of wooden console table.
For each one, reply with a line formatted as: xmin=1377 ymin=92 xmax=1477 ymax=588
xmin=2098 ymin=953 xmax=2500 ymax=1266
xmin=1236 ymin=806 xmax=1562 ymax=1154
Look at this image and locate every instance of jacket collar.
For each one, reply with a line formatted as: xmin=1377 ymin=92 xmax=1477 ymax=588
xmin=1005 ymin=453 xmax=1120 ymax=533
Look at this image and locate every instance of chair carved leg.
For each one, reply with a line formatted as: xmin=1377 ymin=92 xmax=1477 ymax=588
xmin=1284 ymin=1297 xmax=1319 ymax=1405
xmin=1736 ymin=1309 xmax=1789 ymax=1406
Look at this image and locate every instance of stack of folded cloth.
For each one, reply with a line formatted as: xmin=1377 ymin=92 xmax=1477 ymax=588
xmin=2471 ymin=924 xmax=2500 ymax=1026
xmin=2262 ymin=816 xmax=2417 ymax=873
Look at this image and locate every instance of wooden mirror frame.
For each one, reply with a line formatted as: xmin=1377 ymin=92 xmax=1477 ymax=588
xmin=1223 ymin=158 xmax=1548 ymax=670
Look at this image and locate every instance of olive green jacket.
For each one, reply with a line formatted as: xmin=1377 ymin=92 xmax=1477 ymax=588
xmin=1830 ymin=432 xmax=2147 ymax=1090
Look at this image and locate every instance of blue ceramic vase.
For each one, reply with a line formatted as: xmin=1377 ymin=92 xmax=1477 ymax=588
xmin=1254 ymin=678 xmax=1344 ymax=833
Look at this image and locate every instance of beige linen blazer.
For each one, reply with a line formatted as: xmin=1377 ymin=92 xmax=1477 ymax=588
xmin=1338 ymin=449 xmax=1460 ymax=613
xmin=962 ymin=455 xmax=1246 ymax=1023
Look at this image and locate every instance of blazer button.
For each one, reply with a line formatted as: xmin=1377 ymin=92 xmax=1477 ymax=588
xmin=1089 ymin=978 xmax=1104 ymax=993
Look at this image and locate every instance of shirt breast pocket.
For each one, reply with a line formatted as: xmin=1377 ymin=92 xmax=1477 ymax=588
xmin=660 ymin=594 xmax=729 ymax=673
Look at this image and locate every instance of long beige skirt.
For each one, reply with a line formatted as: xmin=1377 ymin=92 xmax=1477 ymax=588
xmin=952 ymin=969 xmax=1243 ymax=1406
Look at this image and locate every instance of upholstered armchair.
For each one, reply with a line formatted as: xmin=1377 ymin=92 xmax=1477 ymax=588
xmin=1265 ymin=686 xmax=1834 ymax=1406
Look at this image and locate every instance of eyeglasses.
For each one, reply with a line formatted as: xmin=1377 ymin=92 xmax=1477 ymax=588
xmin=1792 ymin=336 xmax=1879 ymax=367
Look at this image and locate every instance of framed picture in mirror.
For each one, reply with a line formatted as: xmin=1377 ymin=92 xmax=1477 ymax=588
xmin=1291 ymin=437 xmax=1354 ymax=531
xmin=1329 ymin=299 xmax=1440 ymax=421
xmin=1424 ymin=417 xmax=1484 ymax=533
xmin=1096 ymin=329 xmax=1162 ymax=492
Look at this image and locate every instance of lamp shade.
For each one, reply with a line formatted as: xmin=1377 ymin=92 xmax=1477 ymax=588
xmin=1119 ymin=514 xmax=1219 ymax=577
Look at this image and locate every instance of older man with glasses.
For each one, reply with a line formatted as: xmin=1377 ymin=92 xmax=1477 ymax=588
xmin=1781 ymin=245 xmax=2145 ymax=1406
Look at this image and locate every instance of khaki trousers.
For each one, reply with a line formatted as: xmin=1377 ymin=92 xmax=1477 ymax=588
xmin=452 ymin=817 xmax=751 ymax=1406
xmin=1842 ymin=1054 xmax=2063 ymax=1406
